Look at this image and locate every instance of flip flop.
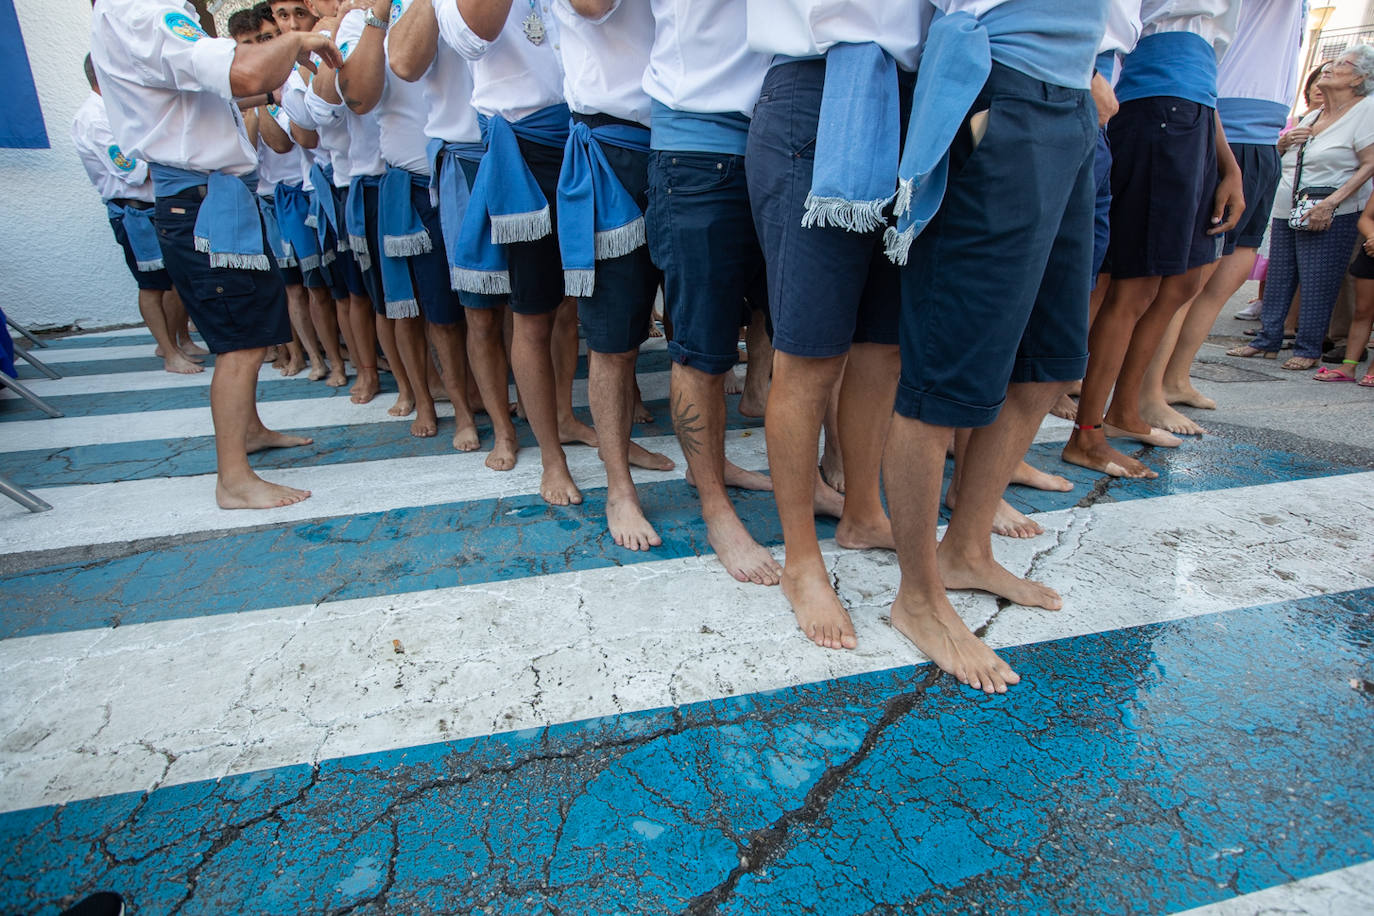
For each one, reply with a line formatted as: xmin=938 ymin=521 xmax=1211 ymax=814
xmin=1313 ymin=365 xmax=1356 ymax=382
xmin=1360 ymin=374 xmax=1374 ymax=388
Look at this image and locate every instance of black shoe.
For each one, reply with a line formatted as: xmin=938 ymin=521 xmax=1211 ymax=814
xmin=1324 ymin=346 xmax=1366 ymax=364
xmin=60 ymin=892 xmax=124 ymax=916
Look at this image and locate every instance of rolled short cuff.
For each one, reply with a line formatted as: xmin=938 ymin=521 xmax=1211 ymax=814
xmin=893 ymin=382 xmax=1003 ymax=429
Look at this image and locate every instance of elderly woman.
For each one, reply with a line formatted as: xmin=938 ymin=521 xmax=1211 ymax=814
xmin=1230 ymin=45 xmax=1374 ymax=370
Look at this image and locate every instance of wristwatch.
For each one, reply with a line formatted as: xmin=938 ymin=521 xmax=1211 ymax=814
xmin=364 ymin=9 xmax=389 ymax=29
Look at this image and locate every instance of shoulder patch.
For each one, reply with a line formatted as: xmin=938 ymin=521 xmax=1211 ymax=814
xmin=108 ymin=144 xmax=137 ymax=172
xmin=390 ymin=0 xmax=405 ymax=25
xmin=163 ymin=10 xmax=207 ymax=42
xmin=267 ymin=104 xmax=282 ymax=119
xmin=338 ymin=40 xmax=354 ymax=62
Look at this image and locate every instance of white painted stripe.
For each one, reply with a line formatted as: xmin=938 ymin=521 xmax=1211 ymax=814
xmin=0 ymin=362 xmax=308 ymax=398
xmin=1171 ymin=860 xmax=1374 ymax=915
xmin=1 ymin=474 xmax=1368 ymax=812
xmin=0 ymin=428 xmax=767 ymax=553
xmin=52 ymin=327 xmax=166 ymax=341
xmin=21 ymin=343 xmax=174 ymax=364
xmin=0 ymin=370 xmax=675 ymax=452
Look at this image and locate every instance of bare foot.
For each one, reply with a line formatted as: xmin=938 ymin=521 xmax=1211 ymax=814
xmin=939 ymin=545 xmax=1062 ymax=610
xmin=990 ymin=500 xmax=1043 ymax=538
xmin=629 ymin=442 xmax=675 ymax=471
xmin=246 ymin=429 xmax=313 ymax=453
xmin=1049 ymin=392 xmax=1078 ymax=421
xmin=820 ymin=446 xmax=845 ymax=494
xmin=325 ymin=368 xmax=349 ymax=388
xmin=835 ymin=514 xmax=895 ymax=551
xmin=163 ymin=353 xmax=204 ymax=375
xmin=486 ymin=434 xmax=519 ymax=471
xmin=216 ymin=476 xmax=312 ymax=510
xmin=606 ymin=492 xmax=662 ymax=551
xmin=723 ymin=366 xmax=745 ymax=396
xmin=308 ymin=362 xmax=327 ymax=382
xmin=351 ymin=369 xmax=380 ymax=404
xmin=452 ymin=421 xmax=480 ymax=452
xmin=1102 ymin=421 xmax=1182 ymax=448
xmin=1140 ymin=401 xmax=1205 ymax=437
xmin=280 ymin=356 xmax=306 ymax=377
xmin=1010 ymin=461 xmax=1072 ymax=493
xmin=633 ymin=399 xmax=654 ymax=424
xmin=410 ymin=405 xmax=438 ymax=438
xmin=814 ymin=475 xmax=845 ymax=519
xmin=540 ymin=464 xmax=584 ymax=506
xmin=1061 ymin=433 xmax=1157 ymax=480
xmin=783 ymin=564 xmax=856 ymax=649
xmin=738 ymin=388 xmax=767 ymax=419
xmin=159 ymin=345 xmax=204 ymax=363
xmin=1164 ymin=384 xmax=1217 ymax=410
xmin=889 ymin=590 xmax=1020 ymax=693
xmin=686 ymin=461 xmax=774 ymax=492
xmin=388 ymin=395 xmax=415 ymax=418
xmin=559 ymin=417 xmax=598 ymax=448
xmin=705 ymin=514 xmax=781 ymax=585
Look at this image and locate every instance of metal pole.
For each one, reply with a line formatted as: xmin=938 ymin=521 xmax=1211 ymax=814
xmin=5 ymin=315 xmax=47 ymax=348
xmin=12 ymin=344 xmax=61 ymax=380
xmin=0 ymin=474 xmax=52 ymax=513
xmin=0 ymin=372 xmax=64 ymax=418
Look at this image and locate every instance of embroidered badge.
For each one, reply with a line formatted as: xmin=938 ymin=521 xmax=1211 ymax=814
xmin=108 ymin=145 xmax=136 ymax=172
xmin=163 ymin=10 xmax=207 ymax=42
xmin=339 ymin=40 xmax=353 ymax=61
xmin=390 ymin=0 xmax=404 ymax=24
xmin=267 ymin=104 xmax=282 ymax=118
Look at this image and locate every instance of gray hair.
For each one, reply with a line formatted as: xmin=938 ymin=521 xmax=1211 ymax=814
xmin=1346 ymin=44 xmax=1374 ymax=96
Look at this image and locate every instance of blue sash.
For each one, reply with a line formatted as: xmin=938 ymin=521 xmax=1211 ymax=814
xmin=346 ymin=173 xmax=383 ymax=271
xmin=107 ymin=201 xmax=165 ymax=271
xmin=275 ymin=182 xmax=322 ymax=273
xmin=377 ymin=166 xmax=433 ymax=319
xmin=451 ymin=103 xmax=571 ymax=294
xmin=556 ymin=120 xmax=649 ymax=297
xmin=151 ymin=164 xmax=272 ymax=271
xmin=429 ymin=138 xmax=486 ymax=291
xmin=256 ymin=194 xmax=296 ymax=269
xmin=308 ymin=161 xmax=341 ymax=267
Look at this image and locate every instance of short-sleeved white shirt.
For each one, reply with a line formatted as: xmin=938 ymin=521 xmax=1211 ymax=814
xmin=72 ymin=92 xmax=155 ymax=202
xmin=1272 ymin=97 xmax=1374 ymax=220
xmin=745 ymin=0 xmax=925 ymax=72
xmin=435 ymin=0 xmax=565 ymax=122
xmin=89 ymin=0 xmax=257 ymax=175
xmin=554 ymin=0 xmax=654 ymax=125
xmin=644 ymin=0 xmax=770 ymax=116
xmin=392 ymin=0 xmax=482 ymax=144
xmin=256 ymin=107 xmax=304 ymax=196
xmin=338 ymin=6 xmax=430 ymax=174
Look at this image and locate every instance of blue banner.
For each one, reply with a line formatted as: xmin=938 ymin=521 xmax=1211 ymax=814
xmin=0 ymin=0 xmax=48 ymax=149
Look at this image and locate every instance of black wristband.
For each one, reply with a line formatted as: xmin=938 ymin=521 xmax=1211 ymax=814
xmin=265 ymin=90 xmax=275 ymax=106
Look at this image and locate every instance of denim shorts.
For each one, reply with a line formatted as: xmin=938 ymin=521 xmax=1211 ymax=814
xmin=154 ymin=189 xmax=290 ymax=355
xmin=573 ymin=114 xmax=660 ymax=354
xmin=1092 ymin=128 xmax=1112 ymax=277
xmin=1225 ymin=142 xmax=1280 ymax=254
xmin=108 ymin=210 xmax=173 ymax=292
xmin=897 ymin=62 xmax=1095 ymax=427
xmin=1104 ymin=96 xmax=1222 ymax=278
xmin=746 ymin=58 xmax=900 ymax=359
xmin=646 ymin=150 xmax=766 ymax=375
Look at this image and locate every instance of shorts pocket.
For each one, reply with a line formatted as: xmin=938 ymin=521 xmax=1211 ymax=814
xmin=663 ymin=155 xmax=735 ymax=196
xmin=188 ymin=269 xmax=257 ymax=304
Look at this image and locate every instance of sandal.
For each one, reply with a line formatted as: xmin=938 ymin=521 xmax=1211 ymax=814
xmin=1282 ymin=356 xmax=1319 ymax=371
xmin=1226 ymin=345 xmax=1276 ymax=359
xmin=1360 ymin=374 xmax=1374 ymax=388
xmin=1313 ymin=363 xmax=1357 ymax=382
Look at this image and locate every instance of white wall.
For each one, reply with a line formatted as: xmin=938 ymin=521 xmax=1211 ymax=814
xmin=0 ymin=0 xmax=141 ymax=331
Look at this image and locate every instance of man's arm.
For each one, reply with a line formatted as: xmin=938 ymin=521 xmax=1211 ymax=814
xmin=1207 ymin=114 xmax=1245 ymax=236
xmin=291 ymin=122 xmax=320 ymax=148
xmin=229 ymin=31 xmax=342 ymax=98
xmin=242 ymin=105 xmax=261 ymax=146
xmin=259 ymin=108 xmax=294 ymax=153
xmin=568 ymin=0 xmax=614 ymax=18
xmin=455 ymin=0 xmax=514 ymax=42
xmin=389 ymin=0 xmax=439 ymax=82
xmin=337 ymin=2 xmax=393 ymax=114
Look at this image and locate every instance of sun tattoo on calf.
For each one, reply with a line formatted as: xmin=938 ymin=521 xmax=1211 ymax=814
xmin=672 ymin=391 xmax=705 ymax=459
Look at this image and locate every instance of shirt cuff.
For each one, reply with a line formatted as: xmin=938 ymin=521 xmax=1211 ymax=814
xmin=190 ymin=36 xmax=238 ymax=102
xmin=305 ymin=86 xmax=345 ymax=124
xmin=435 ymin=0 xmax=492 ymax=61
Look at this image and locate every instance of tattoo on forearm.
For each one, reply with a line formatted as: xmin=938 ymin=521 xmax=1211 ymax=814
xmin=672 ymin=392 xmax=704 ymax=459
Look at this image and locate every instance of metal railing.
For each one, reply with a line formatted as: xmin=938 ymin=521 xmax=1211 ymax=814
xmin=1315 ymin=25 xmax=1374 ymax=62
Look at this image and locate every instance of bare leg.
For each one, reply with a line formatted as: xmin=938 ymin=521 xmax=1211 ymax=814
xmin=939 ymin=381 xmax=1067 ymax=609
xmin=393 ymin=315 xmax=434 ymax=436
xmin=885 ymin=412 xmax=1020 ymax=693
xmin=211 ymin=347 xmax=311 ymax=509
xmin=428 ymin=321 xmax=480 ymax=450
xmin=1051 ymin=275 xmax=1111 ymax=421
xmin=553 ymin=297 xmax=597 ymax=447
xmin=141 ymin=289 xmax=202 ymax=374
xmin=307 ymin=286 xmax=348 ymax=387
xmin=466 ymin=306 xmax=519 ymax=470
xmin=161 ymin=289 xmax=205 ymax=358
xmin=284 ymin=284 xmax=325 ymax=380
xmin=673 ymin=361 xmax=782 ymax=585
xmin=819 ymin=363 xmax=845 ymax=493
xmin=739 ymin=308 xmax=772 ymax=418
xmin=348 ymin=294 xmax=380 ymax=404
xmin=1163 ymin=248 xmax=1257 ymax=408
xmin=591 ymin=348 xmax=671 ymax=550
xmin=514 ymin=309 xmax=581 ymax=505
xmin=947 ymin=429 xmax=1043 ymax=539
xmin=376 ymin=314 xmax=414 ymax=417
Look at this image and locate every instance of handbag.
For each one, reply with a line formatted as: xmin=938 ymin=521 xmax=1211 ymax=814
xmin=1288 ymin=113 xmax=1338 ymax=230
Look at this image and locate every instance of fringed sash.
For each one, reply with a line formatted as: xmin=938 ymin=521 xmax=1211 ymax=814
xmin=106 ymin=202 xmax=165 ymax=272
xmin=150 ymin=164 xmax=273 ymax=271
xmin=555 ymin=120 xmax=649 ymax=297
xmin=274 ymin=182 xmax=322 ymax=273
xmin=377 ymin=166 xmax=433 ymax=319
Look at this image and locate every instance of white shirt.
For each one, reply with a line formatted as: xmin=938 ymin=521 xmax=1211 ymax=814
xmin=394 ymin=0 xmax=482 ymax=143
xmin=744 ymin=0 xmax=925 ymax=72
xmin=256 ymin=107 xmax=304 ymax=196
xmin=436 ymin=0 xmax=565 ymax=122
xmin=72 ymin=92 xmax=155 ymax=203
xmin=1100 ymin=0 xmax=1144 ymax=56
xmin=1272 ymin=97 xmax=1374 ymax=220
xmin=645 ymin=0 xmax=771 ymax=116
xmin=337 ymin=8 xmax=430 ymax=173
xmin=278 ymin=67 xmax=330 ymax=189
xmin=553 ymin=0 xmax=654 ymax=125
xmin=1137 ymin=0 xmax=1243 ymax=60
xmin=1217 ymin=0 xmax=1303 ymax=106
xmin=89 ymin=0 xmax=257 ymax=176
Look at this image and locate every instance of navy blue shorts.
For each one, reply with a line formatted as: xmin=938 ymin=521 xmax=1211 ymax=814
xmin=346 ymin=178 xmax=386 ymax=311
xmin=502 ymin=137 xmax=567 ymax=316
xmin=1092 ymin=128 xmax=1112 ymax=277
xmin=573 ymin=114 xmax=660 ymax=354
xmin=443 ymin=156 xmax=505 ymax=312
xmin=646 ymin=150 xmax=766 ymax=375
xmin=279 ymin=263 xmax=304 ymax=287
xmin=153 ymin=189 xmax=290 ymax=355
xmin=747 ymin=59 xmax=900 ymax=358
xmin=1104 ymin=96 xmax=1222 ymax=278
xmin=301 ymin=264 xmax=328 ymax=290
xmin=329 ymin=183 xmax=369 ymax=299
xmin=108 ymin=209 xmax=173 ymax=292
xmin=408 ymin=175 xmax=463 ymax=325
xmin=897 ymin=63 xmax=1096 ymax=427
xmin=1225 ymin=142 xmax=1280 ymax=255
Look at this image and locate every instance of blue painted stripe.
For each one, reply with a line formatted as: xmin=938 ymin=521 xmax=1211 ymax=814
xmin=0 ymin=350 xmax=673 ymax=421
xmin=0 ymin=438 xmax=1363 ymax=640
xmin=28 ymin=333 xmax=204 ymax=351
xmin=3 ymin=589 xmax=1370 ymax=914
xmin=8 ymin=354 xmax=221 ymax=381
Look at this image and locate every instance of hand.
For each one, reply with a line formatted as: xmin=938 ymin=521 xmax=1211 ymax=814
xmin=1306 ymin=201 xmax=1336 ymax=231
xmin=1090 ymin=72 xmax=1118 ymax=128
xmin=1363 ymin=236 xmax=1374 ymax=255
xmin=298 ymin=31 xmax=342 ymax=69
xmin=338 ymin=0 xmax=371 ymax=15
xmin=1207 ymin=167 xmax=1245 ymax=236
xmin=1283 ymin=126 xmax=1313 ymax=151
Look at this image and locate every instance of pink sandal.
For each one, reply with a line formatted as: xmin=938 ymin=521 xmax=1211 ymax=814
xmin=1314 ymin=363 xmax=1358 ymax=382
xmin=1360 ymin=374 xmax=1374 ymax=388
